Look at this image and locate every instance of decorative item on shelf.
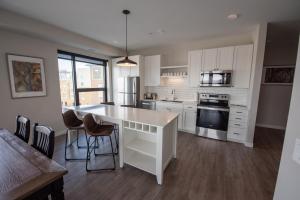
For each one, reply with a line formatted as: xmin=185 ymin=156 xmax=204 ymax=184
xmin=262 ymin=65 xmax=295 ymax=85
xmin=7 ymin=54 xmax=47 ymax=98
xmin=117 ymin=10 xmax=137 ymax=67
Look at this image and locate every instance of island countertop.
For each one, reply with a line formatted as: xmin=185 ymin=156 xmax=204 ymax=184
xmin=67 ymin=104 xmax=179 ymax=127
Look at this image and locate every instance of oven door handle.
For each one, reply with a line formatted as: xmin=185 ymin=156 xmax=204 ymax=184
xmin=197 ymin=106 xmax=230 ymax=112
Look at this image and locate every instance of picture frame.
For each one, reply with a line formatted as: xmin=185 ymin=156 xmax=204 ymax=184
xmin=7 ymin=54 xmax=47 ymax=98
xmin=262 ymin=65 xmax=295 ymax=85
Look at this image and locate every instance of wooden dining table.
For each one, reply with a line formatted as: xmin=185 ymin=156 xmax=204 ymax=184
xmin=0 ymin=128 xmax=68 ymax=200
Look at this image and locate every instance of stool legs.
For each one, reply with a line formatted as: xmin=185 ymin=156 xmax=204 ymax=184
xmin=65 ymin=129 xmax=88 ymax=161
xmin=85 ymin=135 xmax=116 ymax=172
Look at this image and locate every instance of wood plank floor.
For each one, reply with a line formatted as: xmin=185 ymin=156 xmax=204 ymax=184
xmin=53 ymin=127 xmax=284 ymax=200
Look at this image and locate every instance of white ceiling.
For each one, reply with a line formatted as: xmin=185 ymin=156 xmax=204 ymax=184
xmin=0 ymin=0 xmax=300 ymax=50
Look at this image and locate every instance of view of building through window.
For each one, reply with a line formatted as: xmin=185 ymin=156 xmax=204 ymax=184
xmin=58 ymin=58 xmax=74 ymax=106
xmin=58 ymin=51 xmax=107 ymax=107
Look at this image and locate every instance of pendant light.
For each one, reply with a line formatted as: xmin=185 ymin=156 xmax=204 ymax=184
xmin=117 ymin=10 xmax=137 ymax=67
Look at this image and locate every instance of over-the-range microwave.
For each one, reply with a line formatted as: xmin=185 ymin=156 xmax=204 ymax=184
xmin=199 ymin=70 xmax=232 ymax=87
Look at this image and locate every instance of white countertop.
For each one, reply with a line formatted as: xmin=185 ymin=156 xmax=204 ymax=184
xmin=67 ymin=105 xmax=179 ymax=127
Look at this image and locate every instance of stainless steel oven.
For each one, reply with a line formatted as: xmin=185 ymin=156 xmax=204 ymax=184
xmin=196 ymin=93 xmax=230 ymax=141
xmin=200 ymin=70 xmax=232 ymax=87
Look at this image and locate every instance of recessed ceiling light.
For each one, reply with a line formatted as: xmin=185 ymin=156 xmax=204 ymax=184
xmin=227 ymin=14 xmax=239 ymax=20
xmin=156 ymin=29 xmax=165 ymax=34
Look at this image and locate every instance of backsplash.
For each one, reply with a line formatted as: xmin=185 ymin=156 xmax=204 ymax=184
xmin=145 ymin=86 xmax=249 ymax=106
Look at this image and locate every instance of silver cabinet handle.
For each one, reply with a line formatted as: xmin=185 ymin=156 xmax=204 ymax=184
xmin=236 ymin=111 xmax=243 ymax=114
xmin=235 ymin=117 xmax=242 ymax=120
xmin=234 ymin=124 xmax=241 ymax=126
xmin=233 ymin=132 xmax=240 ymax=135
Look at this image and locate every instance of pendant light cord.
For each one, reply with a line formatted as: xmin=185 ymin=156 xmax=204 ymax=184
xmin=125 ymin=13 xmax=128 ymax=57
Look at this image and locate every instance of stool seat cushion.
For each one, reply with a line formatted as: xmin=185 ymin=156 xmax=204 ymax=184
xmin=83 ymin=114 xmax=114 ymax=136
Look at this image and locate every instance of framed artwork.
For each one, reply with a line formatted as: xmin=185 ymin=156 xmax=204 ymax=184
xmin=262 ymin=66 xmax=295 ymax=85
xmin=7 ymin=54 xmax=47 ymax=98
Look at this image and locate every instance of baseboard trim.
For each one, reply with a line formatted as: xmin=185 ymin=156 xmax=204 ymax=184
xmin=55 ymin=130 xmax=66 ymax=137
xmin=256 ymin=123 xmax=286 ymax=130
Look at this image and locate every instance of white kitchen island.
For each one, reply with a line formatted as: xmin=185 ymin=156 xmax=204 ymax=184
xmin=67 ymin=105 xmax=178 ymax=184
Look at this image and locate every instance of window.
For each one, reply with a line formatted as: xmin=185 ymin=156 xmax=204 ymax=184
xmin=58 ymin=50 xmax=107 ymax=106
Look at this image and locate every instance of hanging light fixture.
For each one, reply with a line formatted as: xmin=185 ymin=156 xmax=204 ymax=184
xmin=117 ymin=10 xmax=137 ymax=67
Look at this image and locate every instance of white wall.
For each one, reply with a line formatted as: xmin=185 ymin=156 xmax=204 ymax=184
xmin=274 ymin=35 xmax=300 ymax=200
xmin=256 ymin=41 xmax=298 ymax=130
xmin=0 ymin=28 xmax=117 ymax=135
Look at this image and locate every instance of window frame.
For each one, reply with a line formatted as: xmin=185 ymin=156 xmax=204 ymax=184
xmin=58 ymin=50 xmax=108 ymax=106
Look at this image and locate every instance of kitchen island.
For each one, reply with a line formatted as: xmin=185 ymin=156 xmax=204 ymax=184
xmin=67 ymin=105 xmax=178 ymax=184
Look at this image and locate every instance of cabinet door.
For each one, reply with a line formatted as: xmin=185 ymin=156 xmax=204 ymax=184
xmin=144 ymin=55 xmax=161 ymax=86
xmin=233 ymin=44 xmax=253 ymax=88
xmin=188 ymin=50 xmax=202 ymax=87
xmin=217 ymin=46 xmax=234 ymax=70
xmin=202 ymin=48 xmax=218 ymax=71
xmin=183 ymin=110 xmax=197 ymax=133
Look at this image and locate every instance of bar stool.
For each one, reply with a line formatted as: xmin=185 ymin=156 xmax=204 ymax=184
xmin=62 ymin=110 xmax=89 ymax=161
xmin=83 ymin=113 xmax=116 ymax=172
xmin=100 ymin=102 xmax=119 ymax=154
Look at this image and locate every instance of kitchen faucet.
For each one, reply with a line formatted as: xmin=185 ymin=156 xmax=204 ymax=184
xmin=171 ymin=89 xmax=177 ymax=100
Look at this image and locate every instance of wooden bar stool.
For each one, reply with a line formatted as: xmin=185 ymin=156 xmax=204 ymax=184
xmin=62 ymin=110 xmax=90 ymax=161
xmin=83 ymin=113 xmax=116 ymax=172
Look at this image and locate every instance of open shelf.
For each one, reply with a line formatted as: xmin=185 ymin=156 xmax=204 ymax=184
xmin=123 ymin=121 xmax=158 ymax=135
xmin=161 ymin=65 xmax=188 ymax=69
xmin=160 ymin=75 xmax=188 ymax=78
xmin=126 ymin=138 xmax=156 ymax=158
xmin=124 ymin=149 xmax=156 ymax=175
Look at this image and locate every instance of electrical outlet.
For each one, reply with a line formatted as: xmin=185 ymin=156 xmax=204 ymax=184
xmin=292 ymin=138 xmax=300 ymax=165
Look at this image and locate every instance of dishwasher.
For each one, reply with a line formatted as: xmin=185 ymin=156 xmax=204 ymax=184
xmin=139 ymin=100 xmax=156 ymax=110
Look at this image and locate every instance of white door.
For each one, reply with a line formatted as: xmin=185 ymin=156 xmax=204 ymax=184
xmin=202 ymin=48 xmax=218 ymax=71
xmin=183 ymin=110 xmax=197 ymax=133
xmin=188 ymin=50 xmax=202 ymax=87
xmin=217 ymin=46 xmax=235 ymax=70
xmin=233 ymin=44 xmax=254 ymax=88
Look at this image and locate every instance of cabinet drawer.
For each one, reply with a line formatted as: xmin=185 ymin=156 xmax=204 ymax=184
xmin=183 ymin=104 xmax=197 ymax=110
xmin=230 ymin=107 xmax=248 ymax=116
xmin=228 ymin=120 xmax=247 ymax=129
xmin=228 ymin=127 xmax=247 ymax=141
xmin=229 ymin=114 xmax=248 ymax=124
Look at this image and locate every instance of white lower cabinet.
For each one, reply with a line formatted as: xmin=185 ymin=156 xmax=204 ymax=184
xmin=228 ymin=105 xmax=248 ymax=143
xmin=156 ymin=101 xmax=183 ymax=130
xmin=183 ymin=104 xmax=197 ymax=133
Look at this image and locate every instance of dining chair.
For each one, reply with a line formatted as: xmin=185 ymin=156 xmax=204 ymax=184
xmin=62 ymin=110 xmax=89 ymax=161
xmin=15 ymin=115 xmax=30 ymax=143
xmin=83 ymin=113 xmax=116 ymax=172
xmin=32 ymin=123 xmax=55 ymax=159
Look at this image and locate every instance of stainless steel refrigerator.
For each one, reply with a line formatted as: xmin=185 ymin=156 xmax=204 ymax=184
xmin=117 ymin=77 xmax=140 ymax=107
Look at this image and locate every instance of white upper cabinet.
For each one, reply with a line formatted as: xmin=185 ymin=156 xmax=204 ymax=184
xmin=188 ymin=50 xmax=202 ymax=87
xmin=202 ymin=48 xmax=218 ymax=71
xmin=217 ymin=46 xmax=235 ymax=70
xmin=144 ymin=55 xmax=161 ymax=86
xmin=233 ymin=44 xmax=254 ymax=89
